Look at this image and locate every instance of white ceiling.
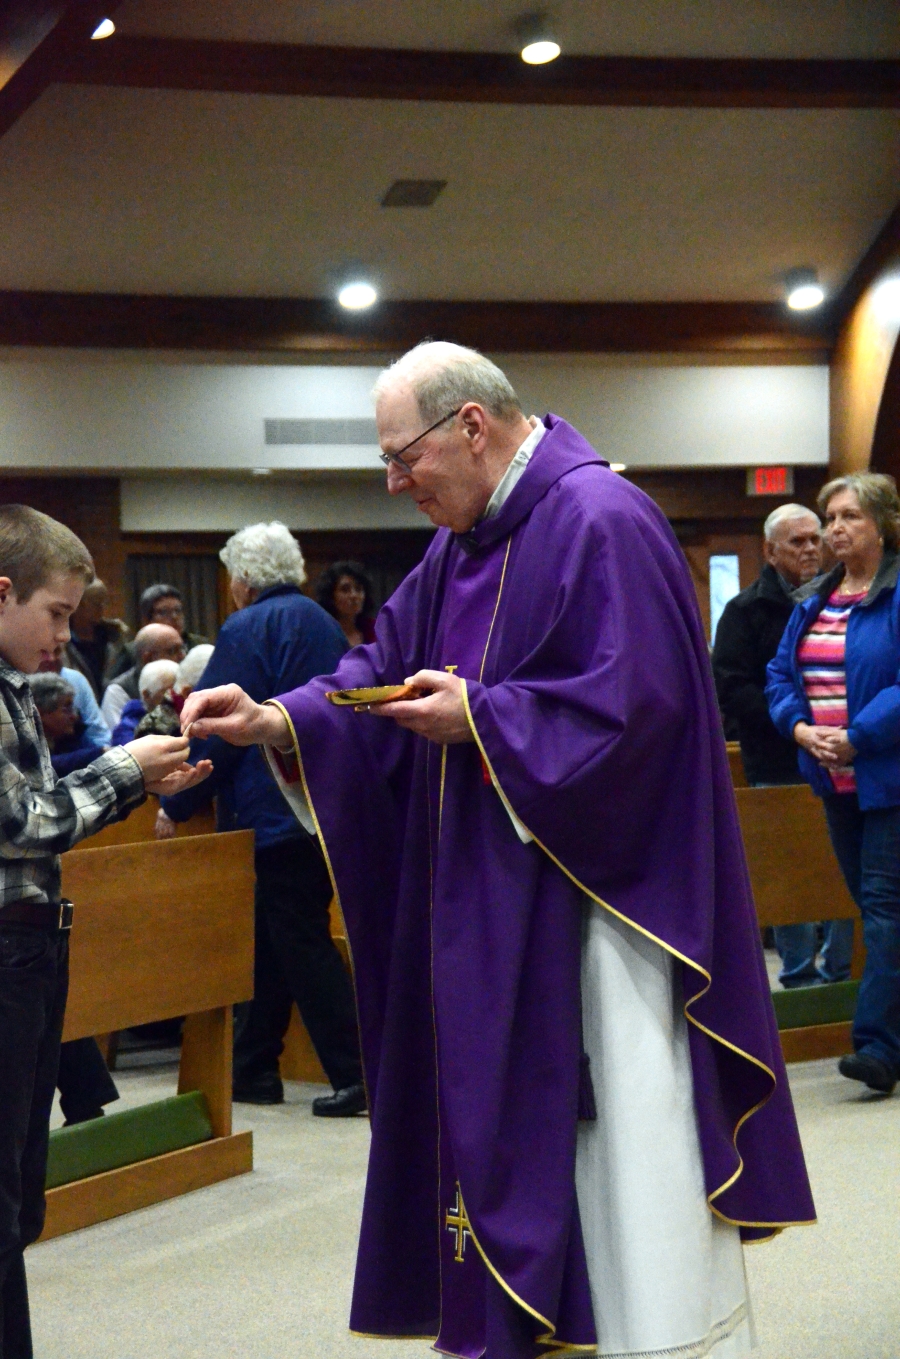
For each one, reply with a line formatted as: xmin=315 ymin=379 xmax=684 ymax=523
xmin=113 ymin=0 xmax=900 ymax=60
xmin=0 ymin=84 xmax=896 ymax=301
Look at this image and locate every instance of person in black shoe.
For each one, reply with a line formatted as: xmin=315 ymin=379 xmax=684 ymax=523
xmin=768 ymin=473 xmax=900 ymax=1096
xmin=160 ymin=522 xmax=365 ymax=1116
xmin=713 ymin=502 xmax=854 ymax=989
xmin=0 ymin=505 xmax=210 ymax=1359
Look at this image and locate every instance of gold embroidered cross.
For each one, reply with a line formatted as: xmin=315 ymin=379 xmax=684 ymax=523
xmin=444 ymin=665 xmax=458 ymax=675
xmin=445 ymin=1183 xmax=471 ymax=1263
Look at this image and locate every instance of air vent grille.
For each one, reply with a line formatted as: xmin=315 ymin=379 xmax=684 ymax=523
xmin=381 ymin=179 xmax=447 ymax=208
xmin=265 ymin=418 xmax=378 ymax=446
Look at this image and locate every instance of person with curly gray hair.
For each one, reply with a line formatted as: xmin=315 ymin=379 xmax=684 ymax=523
xmin=161 ymin=522 xmax=364 ymax=1115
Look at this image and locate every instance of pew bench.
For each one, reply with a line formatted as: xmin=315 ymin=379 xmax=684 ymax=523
xmin=734 ymin=782 xmax=863 ymax=1063
xmin=39 ymin=829 xmax=255 ymax=1241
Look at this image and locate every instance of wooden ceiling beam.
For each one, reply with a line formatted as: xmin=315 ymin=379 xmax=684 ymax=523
xmin=831 ymin=200 xmax=900 ymax=327
xmin=0 ymin=1 xmax=119 ymax=140
xmin=59 ymin=37 xmax=900 ymax=109
xmin=0 ymin=291 xmax=832 ymax=355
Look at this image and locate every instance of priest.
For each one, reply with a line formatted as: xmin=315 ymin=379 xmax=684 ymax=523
xmin=182 ymin=342 xmax=815 ymax=1359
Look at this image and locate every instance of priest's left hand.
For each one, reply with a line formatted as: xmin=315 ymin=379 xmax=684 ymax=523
xmin=373 ymin=669 xmax=474 ymax=744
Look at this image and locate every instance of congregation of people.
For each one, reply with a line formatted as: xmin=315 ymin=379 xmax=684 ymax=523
xmin=713 ymin=471 xmax=900 ymax=1095
xmin=4 ymin=335 xmax=900 ymax=1359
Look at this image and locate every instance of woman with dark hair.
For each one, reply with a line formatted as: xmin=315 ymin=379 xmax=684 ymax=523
xmin=767 ymin=471 xmax=900 ymax=1096
xmin=316 ymin=560 xmax=376 ymax=647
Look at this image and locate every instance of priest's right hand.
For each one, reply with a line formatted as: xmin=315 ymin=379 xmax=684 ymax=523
xmin=180 ymin=684 xmax=292 ymax=750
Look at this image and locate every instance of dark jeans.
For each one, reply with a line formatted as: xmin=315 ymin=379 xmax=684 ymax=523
xmin=0 ymin=924 xmax=69 ymax=1359
xmin=57 ymin=1038 xmax=118 ymax=1124
xmin=234 ymin=837 xmax=362 ymax=1092
xmin=823 ymin=793 xmax=900 ymax=1076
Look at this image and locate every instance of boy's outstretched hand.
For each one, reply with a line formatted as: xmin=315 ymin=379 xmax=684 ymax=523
xmin=124 ymin=735 xmax=213 ymax=795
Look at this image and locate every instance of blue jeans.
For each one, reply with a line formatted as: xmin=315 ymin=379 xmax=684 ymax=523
xmin=823 ymin=794 xmax=900 ymax=1076
xmin=773 ymin=920 xmax=855 ymax=987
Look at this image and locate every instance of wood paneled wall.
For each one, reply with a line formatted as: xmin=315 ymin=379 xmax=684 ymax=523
xmin=830 ymin=205 xmax=900 ymax=477
xmin=0 ymin=477 xmax=126 ymax=615
xmin=0 ymin=469 xmax=832 ymax=637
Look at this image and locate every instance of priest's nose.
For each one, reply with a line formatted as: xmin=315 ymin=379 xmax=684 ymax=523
xmin=385 ymin=461 xmax=412 ymax=496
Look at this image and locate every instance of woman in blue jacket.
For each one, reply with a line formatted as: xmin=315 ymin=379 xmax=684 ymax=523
xmin=767 ymin=471 xmax=900 ymax=1096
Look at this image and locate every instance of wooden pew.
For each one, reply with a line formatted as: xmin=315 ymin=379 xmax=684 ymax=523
xmin=73 ymin=793 xmax=339 ymax=1086
xmin=733 ymin=783 xmax=862 ymax=1063
xmin=726 ymin=741 xmax=748 ymax=788
xmin=40 ymin=831 xmax=255 ymax=1240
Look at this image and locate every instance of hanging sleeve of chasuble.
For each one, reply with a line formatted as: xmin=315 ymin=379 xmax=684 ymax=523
xmin=264 ymin=415 xmax=815 ymax=1358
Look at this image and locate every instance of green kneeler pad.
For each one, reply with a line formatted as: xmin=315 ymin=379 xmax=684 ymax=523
xmin=771 ymin=979 xmax=860 ymax=1031
xmin=46 ymin=1091 xmax=213 ymax=1189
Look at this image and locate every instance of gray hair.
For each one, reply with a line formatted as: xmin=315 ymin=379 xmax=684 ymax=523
xmin=139 ymin=659 xmax=179 ymax=702
xmin=177 ymin=644 xmax=214 ymax=693
xmin=219 ymin=521 xmax=307 ymax=591
xmin=28 ymin=672 xmax=74 ymax=713
xmin=372 ymin=341 xmax=523 ymax=425
xmin=763 ymin=503 xmax=820 ymax=541
xmin=817 ymin=472 xmax=900 ymax=551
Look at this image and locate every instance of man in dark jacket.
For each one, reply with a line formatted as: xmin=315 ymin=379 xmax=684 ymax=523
xmin=713 ymin=503 xmax=853 ymax=986
xmin=161 ymin=523 xmax=365 ymax=1115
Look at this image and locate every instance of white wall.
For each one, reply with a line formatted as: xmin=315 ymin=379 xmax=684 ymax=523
xmin=0 ymin=352 xmax=829 ymax=530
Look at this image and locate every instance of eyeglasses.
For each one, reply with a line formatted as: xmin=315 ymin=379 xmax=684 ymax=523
xmin=378 ymin=407 xmax=463 ymax=477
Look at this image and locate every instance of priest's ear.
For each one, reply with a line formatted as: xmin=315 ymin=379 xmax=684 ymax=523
xmin=458 ymin=401 xmax=488 ymax=453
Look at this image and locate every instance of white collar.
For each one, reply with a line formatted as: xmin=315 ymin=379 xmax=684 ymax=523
xmin=482 ymin=417 xmax=546 ymax=520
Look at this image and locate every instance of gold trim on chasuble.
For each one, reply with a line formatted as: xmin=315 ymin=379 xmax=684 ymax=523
xmin=457 ymin=584 xmax=815 ymax=1237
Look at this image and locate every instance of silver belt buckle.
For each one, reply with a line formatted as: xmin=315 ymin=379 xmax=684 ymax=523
xmin=58 ymin=899 xmax=74 ymax=931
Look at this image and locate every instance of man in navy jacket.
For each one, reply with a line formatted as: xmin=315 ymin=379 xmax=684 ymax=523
xmin=162 ymin=523 xmax=364 ymax=1115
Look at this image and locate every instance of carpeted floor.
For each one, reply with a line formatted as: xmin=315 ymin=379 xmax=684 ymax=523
xmin=29 ymin=1057 xmax=900 ymax=1359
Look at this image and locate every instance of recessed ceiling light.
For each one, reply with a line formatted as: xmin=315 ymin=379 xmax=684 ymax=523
xmin=91 ymin=18 xmax=115 ymax=39
xmin=338 ymin=281 xmax=378 ymax=310
xmin=785 ymin=267 xmax=825 ymax=311
xmin=252 ymin=467 xmax=272 ymax=476
xmin=609 ymin=463 xmax=627 ymax=473
xmin=514 ymin=12 xmax=561 ymax=65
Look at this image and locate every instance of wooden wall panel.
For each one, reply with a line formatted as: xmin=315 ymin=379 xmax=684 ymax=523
xmin=0 ymin=475 xmax=126 ymax=616
xmin=829 ymin=203 xmax=900 ymax=476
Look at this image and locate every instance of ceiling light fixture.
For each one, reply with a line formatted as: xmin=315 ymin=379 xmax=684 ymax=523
xmin=609 ymin=463 xmax=627 ymax=473
xmin=91 ymin=18 xmax=115 ymax=39
xmin=785 ymin=267 xmax=825 ymax=311
xmin=338 ymin=281 xmax=378 ymax=310
xmin=252 ymin=467 xmax=272 ymax=477
xmin=513 ymin=12 xmax=561 ymax=65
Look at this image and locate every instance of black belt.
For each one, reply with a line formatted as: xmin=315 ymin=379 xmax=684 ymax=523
xmin=0 ymin=899 xmax=73 ymax=931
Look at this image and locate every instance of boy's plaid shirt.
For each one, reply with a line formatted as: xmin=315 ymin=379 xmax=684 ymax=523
xmin=0 ymin=658 xmax=145 ymax=907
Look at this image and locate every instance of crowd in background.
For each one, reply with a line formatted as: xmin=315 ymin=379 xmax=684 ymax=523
xmin=713 ymin=472 xmax=900 ymax=1097
xmin=21 ymin=546 xmax=380 ymax=1124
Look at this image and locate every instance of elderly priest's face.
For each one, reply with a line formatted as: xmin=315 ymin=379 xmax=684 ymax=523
xmin=377 ymin=383 xmax=500 ymax=534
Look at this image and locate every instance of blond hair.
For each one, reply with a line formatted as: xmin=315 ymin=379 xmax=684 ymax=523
xmin=817 ymin=473 xmax=900 ymax=551
xmin=0 ymin=505 xmax=94 ymax=603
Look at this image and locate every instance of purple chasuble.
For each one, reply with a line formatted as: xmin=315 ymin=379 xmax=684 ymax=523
xmin=270 ymin=416 xmax=815 ymax=1358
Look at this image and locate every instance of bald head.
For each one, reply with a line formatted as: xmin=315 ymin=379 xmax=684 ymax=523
xmin=373 ymin=341 xmax=523 ymax=426
xmin=373 ymin=343 xmax=534 ymax=533
xmin=134 ymin=623 xmax=184 ymax=666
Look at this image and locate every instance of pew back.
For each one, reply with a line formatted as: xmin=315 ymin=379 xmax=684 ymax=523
xmin=734 ymin=784 xmax=856 ymax=927
xmin=61 ymin=832 xmax=254 ymax=1040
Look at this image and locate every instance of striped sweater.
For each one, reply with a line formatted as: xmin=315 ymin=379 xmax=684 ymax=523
xmin=796 ymin=588 xmax=867 ymax=793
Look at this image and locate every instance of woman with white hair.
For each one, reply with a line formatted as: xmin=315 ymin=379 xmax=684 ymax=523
xmin=160 ymin=522 xmax=365 ymax=1115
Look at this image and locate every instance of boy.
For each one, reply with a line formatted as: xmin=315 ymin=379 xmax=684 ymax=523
xmin=0 ymin=506 xmax=210 ymax=1358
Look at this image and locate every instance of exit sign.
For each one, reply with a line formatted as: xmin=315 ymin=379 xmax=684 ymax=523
xmin=747 ymin=466 xmax=794 ymax=496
